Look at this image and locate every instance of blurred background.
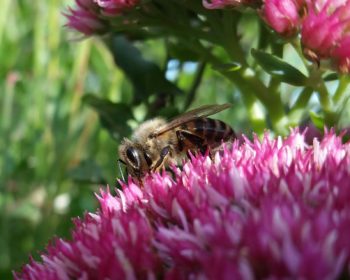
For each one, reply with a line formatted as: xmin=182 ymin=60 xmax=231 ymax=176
xmin=0 ymin=0 xmax=249 ymax=277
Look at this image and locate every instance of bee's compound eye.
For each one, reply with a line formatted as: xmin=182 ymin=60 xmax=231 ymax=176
xmin=126 ymin=147 xmax=140 ymax=168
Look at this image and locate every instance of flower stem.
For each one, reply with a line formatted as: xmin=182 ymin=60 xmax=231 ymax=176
xmin=316 ymin=81 xmax=331 ymax=111
xmin=306 ymin=65 xmax=336 ymax=125
xmin=294 ymin=87 xmax=313 ymax=110
xmin=287 ymin=87 xmax=313 ymax=125
xmin=333 ymin=75 xmax=350 ymax=105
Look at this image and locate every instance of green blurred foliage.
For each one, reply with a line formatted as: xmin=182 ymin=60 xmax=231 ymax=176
xmin=1 ymin=0 xmax=117 ymax=277
xmin=0 ymin=0 xmax=249 ymax=277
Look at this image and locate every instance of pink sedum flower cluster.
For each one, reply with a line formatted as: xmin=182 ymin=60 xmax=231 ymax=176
xmin=16 ymin=129 xmax=350 ymax=279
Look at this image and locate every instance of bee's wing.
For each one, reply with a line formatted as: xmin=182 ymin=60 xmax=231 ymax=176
xmin=152 ymin=103 xmax=232 ymax=137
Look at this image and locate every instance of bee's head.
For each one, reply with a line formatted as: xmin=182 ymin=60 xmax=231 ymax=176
xmin=118 ymin=139 xmax=152 ymax=179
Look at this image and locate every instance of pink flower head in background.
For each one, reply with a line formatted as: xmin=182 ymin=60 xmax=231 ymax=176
xmin=301 ymin=0 xmax=350 ymax=69
xmin=65 ymin=0 xmax=139 ymax=35
xmin=64 ymin=0 xmax=107 ymax=35
xmin=333 ymin=36 xmax=350 ymax=73
xmin=15 ymin=129 xmax=350 ymax=279
xmin=261 ymin=0 xmax=305 ymax=36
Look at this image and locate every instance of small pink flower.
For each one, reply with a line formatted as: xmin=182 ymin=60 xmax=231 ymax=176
xmin=262 ymin=0 xmax=305 ymax=36
xmin=301 ymin=0 xmax=350 ymax=63
xmin=64 ymin=0 xmax=107 ymax=35
xmin=95 ymin=0 xmax=139 ymax=15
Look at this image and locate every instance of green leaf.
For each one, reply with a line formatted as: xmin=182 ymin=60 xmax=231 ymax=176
xmin=251 ymin=49 xmax=307 ymax=86
xmin=212 ymin=62 xmax=242 ymax=72
xmin=109 ymin=36 xmax=181 ymax=103
xmin=83 ymin=95 xmax=133 ymax=140
xmin=309 ymin=111 xmax=325 ymax=129
xmin=323 ymin=72 xmax=338 ymax=82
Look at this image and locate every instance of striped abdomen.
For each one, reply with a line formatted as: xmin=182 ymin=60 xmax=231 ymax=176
xmin=179 ymin=117 xmax=235 ymax=148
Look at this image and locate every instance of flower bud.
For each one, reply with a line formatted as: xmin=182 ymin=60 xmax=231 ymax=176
xmin=261 ymin=0 xmax=305 ymax=36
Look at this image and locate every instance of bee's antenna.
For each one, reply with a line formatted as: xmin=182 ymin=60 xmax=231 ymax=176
xmin=117 ymin=159 xmax=126 ymax=182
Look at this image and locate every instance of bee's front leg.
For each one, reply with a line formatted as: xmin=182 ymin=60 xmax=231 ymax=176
xmin=152 ymin=146 xmax=171 ymax=172
xmin=117 ymin=159 xmax=127 ymax=182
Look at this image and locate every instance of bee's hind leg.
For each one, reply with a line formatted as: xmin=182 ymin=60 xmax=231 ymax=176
xmin=176 ymin=130 xmax=212 ymax=159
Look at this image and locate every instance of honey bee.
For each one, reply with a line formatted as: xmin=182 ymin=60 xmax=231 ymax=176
xmin=118 ymin=104 xmax=235 ymax=180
